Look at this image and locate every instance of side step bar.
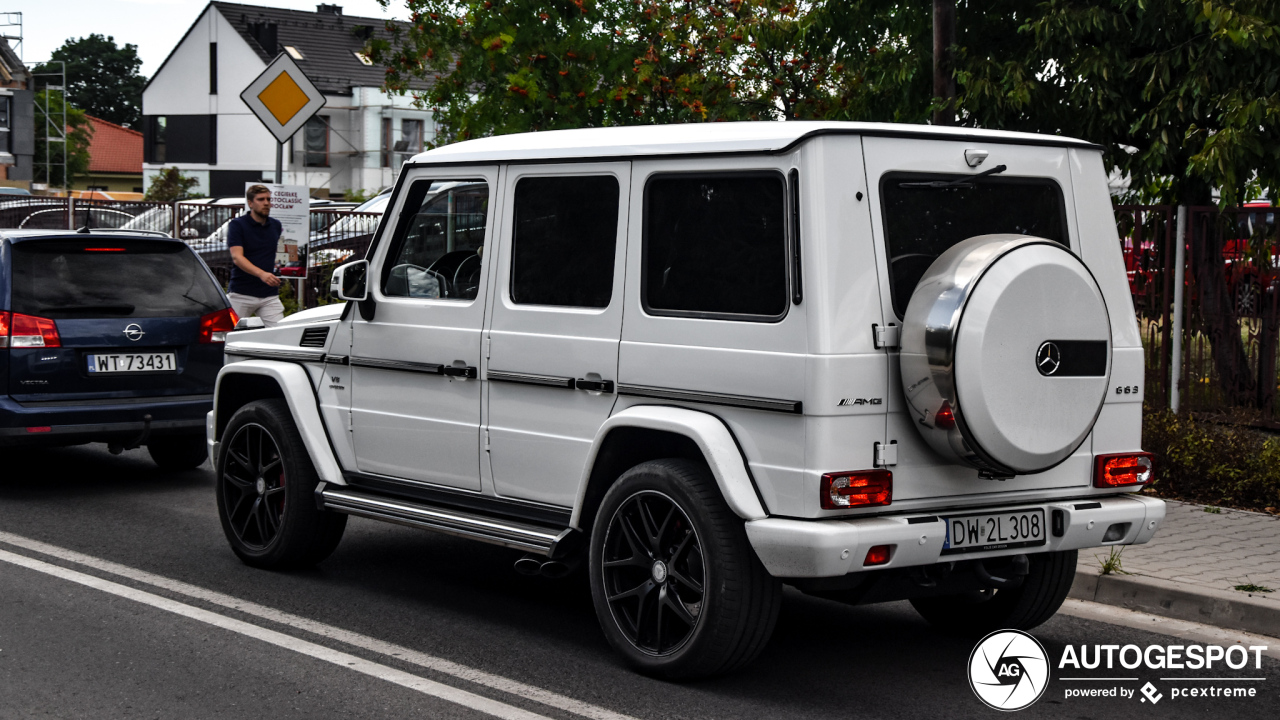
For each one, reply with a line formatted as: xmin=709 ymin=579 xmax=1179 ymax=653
xmin=315 ymin=482 xmax=574 ymax=557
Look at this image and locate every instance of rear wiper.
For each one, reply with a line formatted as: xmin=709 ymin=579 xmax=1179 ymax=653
xmin=899 ymin=164 xmax=1008 ymax=189
xmin=39 ymin=304 xmax=135 ymax=315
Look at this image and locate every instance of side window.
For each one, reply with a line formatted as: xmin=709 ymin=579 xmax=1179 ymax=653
xmin=511 ymin=175 xmax=620 ymax=308
xmin=643 ymin=173 xmax=788 ymax=320
xmin=381 ymin=179 xmax=489 ymax=300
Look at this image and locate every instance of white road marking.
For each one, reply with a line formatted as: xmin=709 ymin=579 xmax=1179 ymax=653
xmin=0 ymin=548 xmax=547 ymax=720
xmin=1058 ymin=598 xmax=1280 ymax=658
xmin=0 ymin=531 xmax=638 ymax=720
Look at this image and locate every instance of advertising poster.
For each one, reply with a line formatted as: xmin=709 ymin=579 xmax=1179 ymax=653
xmin=246 ymin=182 xmax=309 ymax=278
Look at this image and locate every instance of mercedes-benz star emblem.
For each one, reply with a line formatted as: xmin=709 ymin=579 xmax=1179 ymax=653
xmin=123 ymin=324 xmax=145 ymax=342
xmin=1036 ymin=341 xmax=1061 ymax=376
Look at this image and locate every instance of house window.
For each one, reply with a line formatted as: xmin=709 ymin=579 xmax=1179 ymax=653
xmin=0 ymin=96 xmax=10 ymax=154
xmin=149 ymin=116 xmax=167 ymax=163
xmin=396 ymin=119 xmax=423 ymax=165
xmin=380 ymin=117 xmax=392 ymax=168
xmin=209 ymin=43 xmax=217 ymax=95
xmin=304 ymin=116 xmax=328 ymax=167
xmin=284 ymin=45 xmax=305 ymax=60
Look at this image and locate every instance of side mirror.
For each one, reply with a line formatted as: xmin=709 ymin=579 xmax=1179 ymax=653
xmin=333 ymin=259 xmax=369 ymax=302
xmin=234 ymin=316 xmax=266 ymax=331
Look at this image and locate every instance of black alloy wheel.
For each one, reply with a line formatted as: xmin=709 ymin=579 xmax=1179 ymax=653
xmin=588 ymin=459 xmax=781 ymax=679
xmin=221 ymin=422 xmax=287 ymax=550
xmin=216 ymin=399 xmax=346 ymax=569
xmin=601 ymin=490 xmax=706 ymax=656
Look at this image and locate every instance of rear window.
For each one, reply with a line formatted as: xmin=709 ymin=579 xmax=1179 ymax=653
xmin=880 ymin=174 xmax=1068 ymax=317
xmin=10 ymin=240 xmax=226 ymax=319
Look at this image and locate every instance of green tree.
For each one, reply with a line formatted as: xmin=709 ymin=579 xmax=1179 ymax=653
xmin=144 ymin=167 xmax=201 ymax=202
xmin=32 ymin=90 xmax=93 ymax=188
xmin=33 ymin=34 xmax=147 ymax=128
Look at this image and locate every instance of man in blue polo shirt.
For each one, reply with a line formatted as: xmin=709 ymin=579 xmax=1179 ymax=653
xmin=227 ymin=184 xmax=285 ymax=326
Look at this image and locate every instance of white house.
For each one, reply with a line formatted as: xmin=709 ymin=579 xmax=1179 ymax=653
xmin=142 ymin=2 xmax=433 ymax=198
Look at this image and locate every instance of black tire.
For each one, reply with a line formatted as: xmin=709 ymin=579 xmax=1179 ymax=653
xmin=215 ymin=399 xmax=346 ymax=569
xmin=588 ymin=458 xmax=781 ymax=680
xmin=147 ymin=434 xmax=208 ymax=470
xmin=910 ymin=550 xmax=1078 ymax=635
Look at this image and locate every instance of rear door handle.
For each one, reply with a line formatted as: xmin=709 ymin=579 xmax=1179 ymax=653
xmin=574 ymin=378 xmax=615 ymax=393
xmin=442 ymin=365 xmax=478 ymax=379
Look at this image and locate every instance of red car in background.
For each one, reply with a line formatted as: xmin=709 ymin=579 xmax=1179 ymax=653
xmin=1121 ymin=202 xmax=1276 ymax=317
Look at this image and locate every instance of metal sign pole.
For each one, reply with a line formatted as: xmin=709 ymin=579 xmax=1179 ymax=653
xmin=275 ymin=141 xmax=283 ymax=184
xmin=1170 ymin=205 xmax=1188 ymax=413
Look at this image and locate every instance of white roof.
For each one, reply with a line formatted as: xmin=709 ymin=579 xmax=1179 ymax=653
xmin=411 ymin=121 xmax=1098 ymax=165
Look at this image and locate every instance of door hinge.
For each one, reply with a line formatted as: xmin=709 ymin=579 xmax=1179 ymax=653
xmin=484 ymin=336 xmax=491 ymax=359
xmin=483 ymin=428 xmax=491 ymax=451
xmin=873 ymin=323 xmax=900 ymax=350
xmin=875 ymin=440 xmax=898 ymax=468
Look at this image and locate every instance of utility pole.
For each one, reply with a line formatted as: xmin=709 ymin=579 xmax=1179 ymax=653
xmin=932 ymin=0 xmax=956 ymax=126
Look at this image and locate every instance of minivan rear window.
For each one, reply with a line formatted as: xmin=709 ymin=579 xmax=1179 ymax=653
xmin=880 ymin=174 xmax=1068 ymax=317
xmin=10 ymin=240 xmax=226 ymax=319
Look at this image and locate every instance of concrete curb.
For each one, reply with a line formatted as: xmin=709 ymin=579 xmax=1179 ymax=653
xmin=1071 ymin=567 xmax=1280 ymax=639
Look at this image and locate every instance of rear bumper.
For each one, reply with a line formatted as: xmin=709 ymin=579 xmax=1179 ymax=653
xmin=745 ymin=494 xmax=1165 ymax=578
xmin=0 ymin=394 xmax=212 ymax=446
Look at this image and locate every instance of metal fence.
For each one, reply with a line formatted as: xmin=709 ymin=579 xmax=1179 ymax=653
xmin=1126 ymin=204 xmax=1280 ymax=420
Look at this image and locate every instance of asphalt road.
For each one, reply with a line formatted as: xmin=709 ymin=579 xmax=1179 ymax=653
xmin=1 ymin=444 xmax=1276 ymax=719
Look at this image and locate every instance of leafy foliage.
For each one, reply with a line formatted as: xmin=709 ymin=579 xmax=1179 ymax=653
xmin=144 ymin=167 xmax=200 ymax=202
xmin=32 ymin=90 xmax=92 ymax=188
xmin=33 ymin=35 xmax=147 ymax=129
xmin=1143 ymin=407 xmax=1280 ymax=512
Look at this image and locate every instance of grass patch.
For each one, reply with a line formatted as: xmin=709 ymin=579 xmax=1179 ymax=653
xmin=1203 ymin=505 xmax=1222 ymax=514
xmin=1233 ymin=582 xmax=1275 ymax=593
xmin=1096 ymin=546 xmax=1128 ymax=575
xmin=1143 ymin=407 xmax=1280 ymax=512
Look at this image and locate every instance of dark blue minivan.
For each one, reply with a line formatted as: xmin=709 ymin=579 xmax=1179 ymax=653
xmin=0 ymin=229 xmax=235 ymax=468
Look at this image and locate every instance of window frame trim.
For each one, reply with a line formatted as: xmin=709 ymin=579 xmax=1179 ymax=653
xmin=640 ymin=169 xmax=793 ymax=324
xmin=876 ymin=171 xmax=1071 ymax=320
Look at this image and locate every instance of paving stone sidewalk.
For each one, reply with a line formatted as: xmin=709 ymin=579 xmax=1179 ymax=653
xmin=1071 ymin=498 xmax=1280 ymax=637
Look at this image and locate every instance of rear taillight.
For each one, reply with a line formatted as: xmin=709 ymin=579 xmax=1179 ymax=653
xmin=4 ymin=313 xmax=61 ymax=348
xmin=820 ymin=469 xmax=892 ymax=509
xmin=864 ymin=545 xmax=892 ymax=566
xmin=199 ymin=307 xmax=239 ymax=344
xmin=1093 ymin=452 xmax=1154 ymax=488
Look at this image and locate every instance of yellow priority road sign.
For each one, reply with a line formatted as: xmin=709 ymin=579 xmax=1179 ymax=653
xmin=239 ymin=53 xmax=327 ymax=144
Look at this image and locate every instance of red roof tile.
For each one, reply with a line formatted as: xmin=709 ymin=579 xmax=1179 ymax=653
xmin=86 ymin=116 xmax=143 ymax=174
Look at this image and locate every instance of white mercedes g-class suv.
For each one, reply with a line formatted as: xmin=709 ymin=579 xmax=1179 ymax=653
xmin=209 ymin=121 xmax=1163 ymax=679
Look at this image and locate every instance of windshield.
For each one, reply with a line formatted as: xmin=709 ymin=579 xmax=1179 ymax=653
xmin=879 ymin=173 xmax=1068 ymax=316
xmin=11 ymin=240 xmax=225 ymax=319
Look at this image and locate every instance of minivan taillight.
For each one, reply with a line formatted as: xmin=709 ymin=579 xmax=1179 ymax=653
xmin=1093 ymin=452 xmax=1154 ymax=488
xmin=820 ymin=470 xmax=892 ymax=509
xmin=3 ymin=312 xmax=61 ymax=349
xmin=199 ymin=307 xmax=239 ymax=344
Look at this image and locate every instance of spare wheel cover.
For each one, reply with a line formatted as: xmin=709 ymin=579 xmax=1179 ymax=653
xmin=899 ymin=234 xmax=1111 ymax=475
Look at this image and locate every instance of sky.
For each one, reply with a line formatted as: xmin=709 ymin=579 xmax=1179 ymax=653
xmin=5 ymin=0 xmax=409 ymax=76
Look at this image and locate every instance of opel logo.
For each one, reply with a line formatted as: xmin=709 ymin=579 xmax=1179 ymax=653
xmin=123 ymin=324 xmax=145 ymax=342
xmin=1036 ymin=341 xmax=1061 ymax=376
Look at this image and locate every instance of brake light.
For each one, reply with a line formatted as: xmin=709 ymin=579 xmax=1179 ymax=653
xmin=1093 ymin=452 xmax=1154 ymax=488
xmin=7 ymin=313 xmax=61 ymax=348
xmin=820 ymin=469 xmax=892 ymax=509
xmin=934 ymin=401 xmax=956 ymax=429
xmin=0 ymin=311 xmax=8 ymax=348
xmin=864 ymin=545 xmax=892 ymax=566
xmin=199 ymin=307 xmax=239 ymax=344
xmin=84 ymin=247 xmax=126 ymax=252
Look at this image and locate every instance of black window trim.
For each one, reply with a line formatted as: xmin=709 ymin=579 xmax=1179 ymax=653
xmin=507 ymin=171 xmax=624 ymax=311
xmin=377 ymin=175 xmax=491 ymax=304
xmin=876 ymin=171 xmax=1071 ymax=320
xmin=640 ymin=169 xmax=793 ymax=324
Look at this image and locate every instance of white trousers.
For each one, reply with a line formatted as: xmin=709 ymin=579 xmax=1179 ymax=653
xmin=228 ymin=293 xmax=286 ymax=328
